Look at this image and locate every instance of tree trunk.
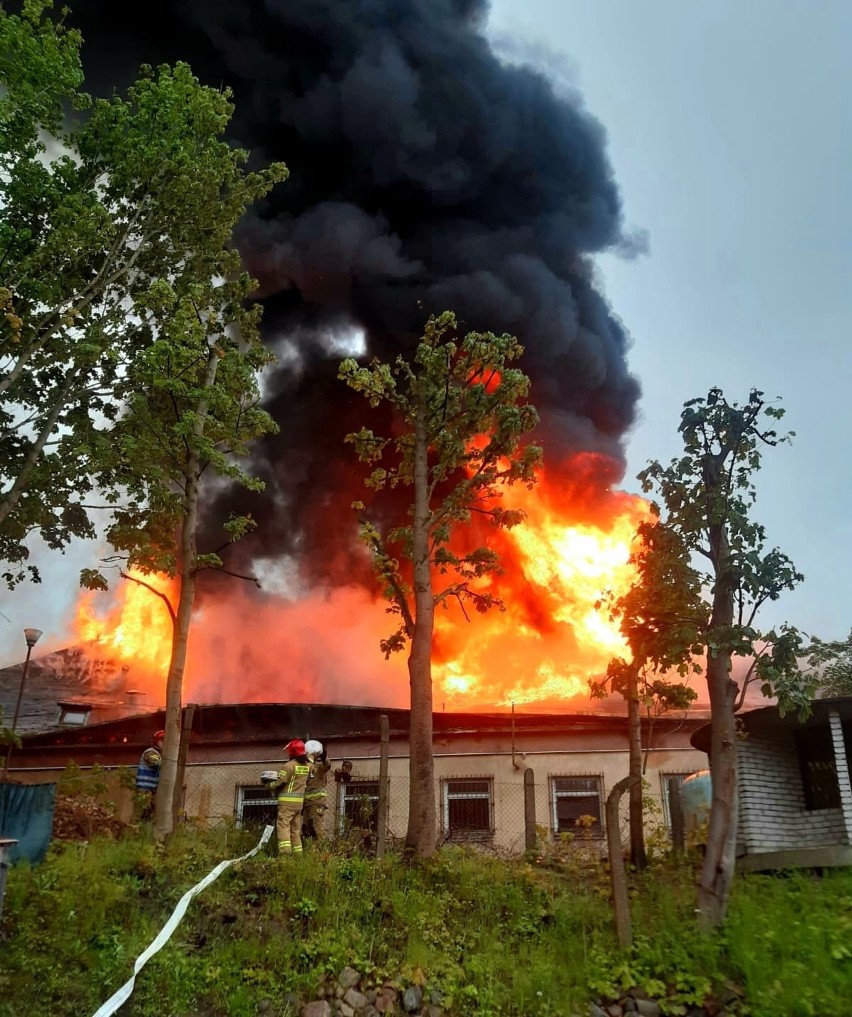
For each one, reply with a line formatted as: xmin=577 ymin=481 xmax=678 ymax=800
xmin=627 ymin=664 xmax=647 ymax=869
xmin=404 ymin=385 xmax=436 ymax=859
xmin=153 ymin=345 xmax=220 ymax=840
xmin=698 ymin=521 xmax=738 ymax=928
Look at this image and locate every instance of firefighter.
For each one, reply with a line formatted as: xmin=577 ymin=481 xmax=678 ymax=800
xmin=273 ymin=739 xmax=312 ymax=855
xmin=302 ymin=739 xmax=331 ymax=842
xmin=135 ymin=729 xmax=164 ymax=820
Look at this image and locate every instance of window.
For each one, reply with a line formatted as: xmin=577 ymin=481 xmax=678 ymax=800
xmin=442 ymin=778 xmax=493 ymax=837
xmin=660 ymin=773 xmax=692 ymax=828
xmin=339 ymin=779 xmax=381 ymax=834
xmin=57 ymin=702 xmax=91 ymax=726
xmin=797 ymin=726 xmax=841 ymax=810
xmin=551 ymin=776 xmax=603 ymax=837
xmin=236 ymin=785 xmax=278 ymax=829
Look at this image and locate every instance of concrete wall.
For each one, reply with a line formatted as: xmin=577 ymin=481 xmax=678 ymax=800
xmin=738 ymin=725 xmax=846 ymax=854
xmin=182 ymin=744 xmax=707 ymax=854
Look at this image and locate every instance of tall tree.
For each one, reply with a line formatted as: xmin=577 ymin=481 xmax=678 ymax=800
xmin=594 ymin=519 xmax=706 ymax=868
xmin=340 ymin=312 xmax=542 ymax=857
xmin=639 ymin=388 xmax=813 ymax=927
xmin=0 ymin=3 xmax=272 ymax=587
xmin=76 ymin=86 xmax=286 ymax=840
xmin=807 ymin=630 xmax=852 ymax=697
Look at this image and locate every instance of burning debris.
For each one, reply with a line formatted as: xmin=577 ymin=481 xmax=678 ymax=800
xmin=61 ymin=0 xmax=649 ymax=710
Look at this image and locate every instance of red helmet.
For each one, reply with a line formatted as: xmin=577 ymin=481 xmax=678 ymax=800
xmin=285 ymin=739 xmax=306 ymax=758
xmin=154 ymin=730 xmax=165 ymax=743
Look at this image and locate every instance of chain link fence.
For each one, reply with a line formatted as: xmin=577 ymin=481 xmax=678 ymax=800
xmin=181 ymin=757 xmax=683 ymax=857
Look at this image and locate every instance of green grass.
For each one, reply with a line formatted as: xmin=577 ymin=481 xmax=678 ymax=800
xmin=2 ymin=828 xmax=851 ymax=1016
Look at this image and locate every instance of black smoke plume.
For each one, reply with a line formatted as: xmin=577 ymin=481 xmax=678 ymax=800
xmin=66 ymin=0 xmax=640 ymax=585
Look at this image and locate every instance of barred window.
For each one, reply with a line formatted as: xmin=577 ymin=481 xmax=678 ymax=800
xmin=236 ymin=785 xmax=277 ymax=829
xmin=797 ymin=727 xmax=841 ymax=810
xmin=339 ymin=779 xmax=381 ymax=834
xmin=551 ymin=776 xmax=603 ymax=837
xmin=442 ymin=778 xmax=493 ymax=835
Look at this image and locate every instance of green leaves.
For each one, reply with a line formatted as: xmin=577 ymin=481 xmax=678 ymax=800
xmin=0 ymin=2 xmax=286 ymax=588
xmin=639 ymin=387 xmax=808 ymax=716
xmin=341 ymin=310 xmax=542 ymax=654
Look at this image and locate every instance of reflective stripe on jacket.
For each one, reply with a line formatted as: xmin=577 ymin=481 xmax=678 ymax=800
xmin=136 ymin=749 xmax=161 ymax=791
xmin=275 ymin=761 xmax=312 ymax=803
xmin=304 ymin=760 xmax=331 ymax=802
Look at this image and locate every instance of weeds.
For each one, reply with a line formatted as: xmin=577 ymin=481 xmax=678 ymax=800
xmin=1 ymin=829 xmax=849 ymax=1016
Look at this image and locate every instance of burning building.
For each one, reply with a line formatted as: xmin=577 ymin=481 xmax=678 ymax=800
xmin=30 ymin=0 xmax=665 ymax=713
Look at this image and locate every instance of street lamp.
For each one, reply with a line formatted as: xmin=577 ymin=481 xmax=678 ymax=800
xmin=2 ymin=628 xmax=43 ymax=778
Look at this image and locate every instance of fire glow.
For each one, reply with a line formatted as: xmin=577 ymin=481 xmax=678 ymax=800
xmin=68 ymin=461 xmax=651 ymax=711
xmin=74 ymin=570 xmax=175 ymax=700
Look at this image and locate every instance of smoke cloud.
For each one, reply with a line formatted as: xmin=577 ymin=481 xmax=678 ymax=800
xmin=65 ymin=0 xmax=640 ymax=587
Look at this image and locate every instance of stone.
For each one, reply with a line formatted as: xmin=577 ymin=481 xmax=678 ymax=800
xmin=343 ymin=989 xmax=369 ymax=1011
xmin=607 ymin=1005 xmax=623 ymax=1017
xmin=339 ymin=967 xmax=362 ymax=991
xmin=283 ymin=993 xmax=301 ymax=1011
xmin=374 ymin=987 xmax=398 ymax=1014
xmin=362 ymin=1009 xmax=380 ymax=1017
xmin=427 ymin=1007 xmax=443 ymax=1017
xmin=634 ymin=1002 xmax=661 ymax=1017
xmin=590 ymin=1006 xmax=608 ymax=1017
xmin=623 ymin=1000 xmax=637 ymax=1014
xmin=301 ymin=1003 xmax=332 ymax=1017
xmin=339 ymin=1005 xmax=355 ymax=1017
xmin=429 ymin=989 xmax=444 ymax=1006
xmin=402 ymin=986 xmax=423 ymax=1013
xmin=366 ymin=991 xmax=377 ymax=1005
xmin=258 ymin=1001 xmax=274 ymax=1013
xmin=335 ymin=987 xmax=345 ymax=1000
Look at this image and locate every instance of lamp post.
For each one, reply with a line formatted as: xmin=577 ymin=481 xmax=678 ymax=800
xmin=2 ymin=628 xmax=43 ymax=778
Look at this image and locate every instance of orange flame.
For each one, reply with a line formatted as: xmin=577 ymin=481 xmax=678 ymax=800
xmin=73 ymin=570 xmax=175 ymax=701
xmin=432 ymin=470 xmax=650 ymax=709
xmin=69 ymin=457 xmax=651 ymax=712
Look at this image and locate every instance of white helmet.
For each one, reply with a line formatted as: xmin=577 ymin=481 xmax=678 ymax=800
xmin=305 ymin=739 xmax=324 ymax=757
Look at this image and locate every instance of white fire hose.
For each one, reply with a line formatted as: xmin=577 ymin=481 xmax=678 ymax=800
xmin=90 ymin=824 xmax=273 ymax=1017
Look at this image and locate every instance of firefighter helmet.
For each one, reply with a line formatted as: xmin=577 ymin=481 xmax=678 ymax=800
xmin=153 ymin=729 xmax=165 ymax=744
xmin=305 ymin=739 xmax=324 ymax=757
xmin=285 ymin=739 xmax=306 ymax=758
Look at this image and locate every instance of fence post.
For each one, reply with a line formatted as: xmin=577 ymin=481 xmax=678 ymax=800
xmin=172 ymin=704 xmax=196 ymax=829
xmin=376 ymin=714 xmax=389 ymax=858
xmin=523 ymin=768 xmax=537 ymax=852
xmin=606 ymin=775 xmax=639 ymax=950
xmin=0 ymin=838 xmax=16 ymax=923
xmin=668 ymin=776 xmax=685 ymax=854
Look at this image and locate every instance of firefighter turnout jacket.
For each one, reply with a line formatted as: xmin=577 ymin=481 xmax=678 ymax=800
xmin=274 ymin=759 xmax=312 ymax=803
xmin=135 ymin=747 xmax=162 ymax=791
xmin=304 ymin=759 xmax=331 ymax=804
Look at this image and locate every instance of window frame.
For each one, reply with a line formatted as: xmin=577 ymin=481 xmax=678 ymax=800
xmin=235 ymin=783 xmax=278 ymax=830
xmin=337 ymin=777 xmax=382 ymax=835
xmin=659 ymin=772 xmax=693 ymax=829
xmin=796 ymin=725 xmax=841 ymax=811
xmin=549 ymin=774 xmax=605 ymax=839
xmin=441 ymin=776 xmax=494 ymax=839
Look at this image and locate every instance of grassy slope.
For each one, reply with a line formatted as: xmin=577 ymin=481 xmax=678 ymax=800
xmin=2 ymin=827 xmax=851 ymax=1017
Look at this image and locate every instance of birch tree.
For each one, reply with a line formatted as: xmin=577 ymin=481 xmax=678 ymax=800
xmin=340 ymin=312 xmax=542 ymax=857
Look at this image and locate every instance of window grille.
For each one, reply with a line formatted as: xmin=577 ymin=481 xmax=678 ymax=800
xmin=339 ymin=779 xmax=381 ymax=834
xmin=797 ymin=726 xmax=841 ymax=810
xmin=550 ymin=775 xmax=603 ymax=837
xmin=236 ymin=785 xmax=277 ymax=829
xmin=442 ymin=778 xmax=493 ymax=835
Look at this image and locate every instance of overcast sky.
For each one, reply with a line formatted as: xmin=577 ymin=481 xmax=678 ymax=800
xmin=489 ymin=0 xmax=852 ymax=637
xmin=1 ymin=0 xmax=850 ymax=665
